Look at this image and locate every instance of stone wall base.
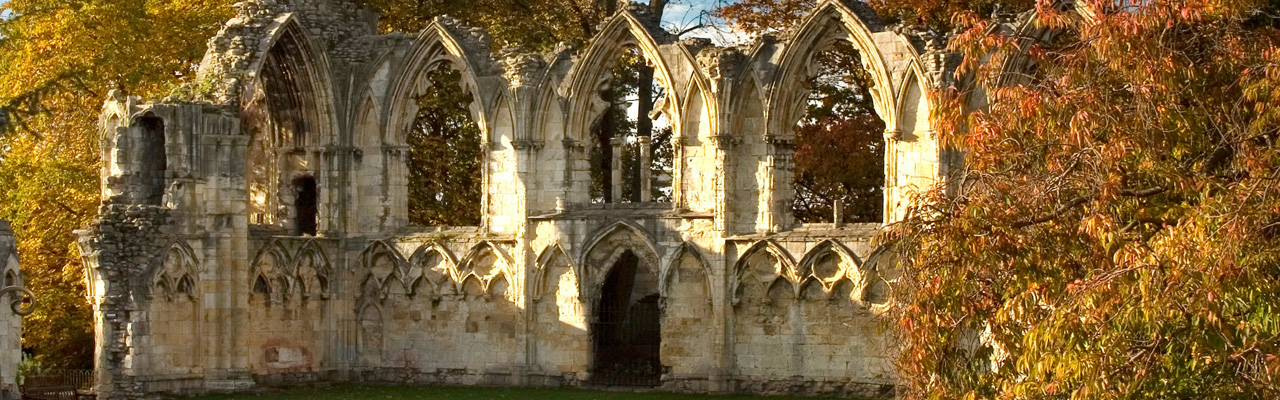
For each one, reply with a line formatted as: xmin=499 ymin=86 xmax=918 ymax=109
xmin=121 ymin=369 xmax=894 ymax=398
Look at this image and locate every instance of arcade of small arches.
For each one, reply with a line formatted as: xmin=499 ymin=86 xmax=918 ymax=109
xmin=79 ymin=0 xmax=946 ymax=399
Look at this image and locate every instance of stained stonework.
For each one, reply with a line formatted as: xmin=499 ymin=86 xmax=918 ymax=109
xmin=78 ymin=0 xmax=953 ymax=398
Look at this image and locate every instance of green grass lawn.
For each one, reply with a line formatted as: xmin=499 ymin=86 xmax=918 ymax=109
xmin=189 ymin=385 xmax=850 ymax=400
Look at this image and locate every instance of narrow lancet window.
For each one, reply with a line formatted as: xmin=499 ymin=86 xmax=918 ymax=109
xmin=406 ymin=63 xmax=482 ymax=226
xmin=139 ymin=115 xmax=167 ymax=206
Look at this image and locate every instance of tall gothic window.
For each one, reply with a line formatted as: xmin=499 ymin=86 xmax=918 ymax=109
xmin=139 ymin=115 xmax=167 ymax=206
xmin=406 ymin=63 xmax=483 ymax=226
xmin=792 ymin=40 xmax=886 ymax=223
xmin=589 ymin=46 xmax=674 ymax=204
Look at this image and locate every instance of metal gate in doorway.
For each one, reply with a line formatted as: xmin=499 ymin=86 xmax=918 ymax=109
xmin=589 ymin=295 xmax=661 ymax=387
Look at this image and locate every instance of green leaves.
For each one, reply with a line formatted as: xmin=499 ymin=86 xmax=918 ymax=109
xmin=407 ymin=65 xmax=483 ymax=227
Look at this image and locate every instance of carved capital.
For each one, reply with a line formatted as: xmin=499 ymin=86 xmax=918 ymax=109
xmin=709 ymin=134 xmax=741 ymax=150
xmin=561 ymin=138 xmax=583 ymax=152
xmin=764 ymin=134 xmax=795 ymax=149
xmin=884 ymin=129 xmax=904 ymax=141
xmin=511 ymin=139 xmax=544 ymax=151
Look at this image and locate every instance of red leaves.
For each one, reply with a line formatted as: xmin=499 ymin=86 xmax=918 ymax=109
xmin=886 ymin=0 xmax=1280 ymax=398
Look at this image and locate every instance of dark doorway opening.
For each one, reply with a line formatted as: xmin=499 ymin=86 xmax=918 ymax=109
xmin=139 ymin=115 xmax=167 ymax=206
xmin=293 ymin=176 xmax=318 ymax=236
xmin=590 ymin=251 xmax=661 ymax=387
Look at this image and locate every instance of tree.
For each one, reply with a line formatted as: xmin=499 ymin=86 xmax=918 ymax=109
xmin=406 ymin=65 xmax=483 ymax=226
xmin=886 ymin=0 xmax=1280 ymax=398
xmin=0 ymin=0 xmax=235 ymax=368
xmin=366 ymin=0 xmax=625 ymax=51
xmin=718 ymin=0 xmax=886 ymax=223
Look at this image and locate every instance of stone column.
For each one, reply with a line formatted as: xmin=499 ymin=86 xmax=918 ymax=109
xmin=833 ymin=198 xmax=845 ymax=227
xmin=710 ymin=135 xmax=738 ymax=232
xmin=759 ymin=135 xmax=795 ymax=233
xmin=637 ymin=136 xmax=652 ymax=202
xmin=883 ymin=129 xmax=902 ymax=224
xmin=610 ymin=137 xmax=624 ymax=203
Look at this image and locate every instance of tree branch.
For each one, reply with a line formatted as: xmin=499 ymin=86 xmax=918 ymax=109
xmin=1013 ymin=195 xmax=1092 ymax=229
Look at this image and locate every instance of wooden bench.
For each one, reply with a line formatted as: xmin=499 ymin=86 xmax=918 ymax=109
xmin=21 ymin=375 xmax=95 ymax=400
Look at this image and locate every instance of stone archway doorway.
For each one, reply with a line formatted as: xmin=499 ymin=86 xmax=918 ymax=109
xmin=590 ymin=251 xmax=661 ymax=387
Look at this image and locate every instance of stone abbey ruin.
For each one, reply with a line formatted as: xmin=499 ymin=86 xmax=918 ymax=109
xmin=77 ymin=0 xmax=956 ymax=398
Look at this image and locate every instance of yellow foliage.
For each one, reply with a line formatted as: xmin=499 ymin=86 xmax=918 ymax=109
xmin=0 ymin=0 xmax=234 ymax=367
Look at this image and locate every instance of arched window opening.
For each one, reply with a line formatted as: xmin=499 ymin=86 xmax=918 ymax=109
xmin=293 ymin=176 xmax=318 ymax=236
xmin=792 ymin=40 xmax=886 ymax=224
xmin=588 ymin=46 xmax=674 ymax=204
xmin=406 ymin=62 xmax=483 ymax=226
xmin=176 ymin=275 xmax=195 ymax=295
xmin=138 ymin=115 xmax=167 ymax=206
xmin=253 ymin=275 xmax=271 ymax=295
xmin=243 ymin=26 xmax=325 ymax=227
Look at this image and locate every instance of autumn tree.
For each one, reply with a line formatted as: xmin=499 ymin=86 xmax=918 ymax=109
xmin=885 ymin=0 xmax=1280 ymax=398
xmin=0 ymin=0 xmax=235 ymax=368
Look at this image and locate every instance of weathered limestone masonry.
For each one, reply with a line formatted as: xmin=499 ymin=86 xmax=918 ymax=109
xmin=77 ymin=0 xmax=957 ymax=398
xmin=0 ymin=222 xmax=25 ymax=400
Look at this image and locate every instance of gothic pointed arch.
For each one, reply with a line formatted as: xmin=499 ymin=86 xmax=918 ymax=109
xmin=408 ymin=241 xmax=460 ymax=286
xmin=733 ymin=240 xmax=798 ymax=304
xmin=487 ymin=273 xmax=510 ymax=298
xmin=359 ymin=240 xmax=407 ymax=269
xmin=563 ymin=11 xmax=686 ymax=142
xmin=796 ymin=239 xmax=862 ymax=284
xmin=533 ymin=244 xmax=574 ymax=299
xmin=250 ymin=239 xmax=291 ymax=300
xmin=799 ymin=276 xmax=827 ymax=300
xmin=769 ymin=0 xmax=897 ymax=138
xmin=356 ymin=302 xmax=384 ymax=367
xmin=581 ymin=221 xmax=661 ymax=276
xmin=241 ymin=16 xmax=339 ymax=232
xmin=734 ymin=240 xmax=798 ymax=281
xmin=459 ymin=274 xmax=486 ymax=296
xmin=359 ymin=241 xmax=408 ymax=293
xmin=384 ymin=18 xmax=503 ymax=147
xmin=250 ymin=238 xmax=291 ymax=271
xmin=240 ymin=15 xmax=339 ymax=147
xmin=151 ymin=242 xmax=200 ymax=301
xmin=459 ymin=241 xmax=514 ymax=280
xmin=859 ymin=243 xmax=899 ymax=309
xmin=659 ymin=242 xmax=712 ymax=298
xmin=354 ymin=90 xmax=384 ymax=149
xmin=530 ymin=51 xmax=574 ymax=142
xmin=294 ymin=239 xmax=332 ymax=298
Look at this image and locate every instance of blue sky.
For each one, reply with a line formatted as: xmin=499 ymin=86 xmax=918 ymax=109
xmin=660 ymin=0 xmax=747 ymax=45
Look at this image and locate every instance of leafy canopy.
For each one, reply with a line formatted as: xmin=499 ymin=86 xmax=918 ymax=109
xmin=887 ymin=0 xmax=1280 ymax=398
xmin=0 ymin=0 xmax=235 ymax=368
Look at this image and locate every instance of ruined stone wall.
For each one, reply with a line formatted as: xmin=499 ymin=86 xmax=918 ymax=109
xmin=0 ymin=222 xmax=24 ymax=399
xmin=78 ymin=0 xmax=958 ymax=398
